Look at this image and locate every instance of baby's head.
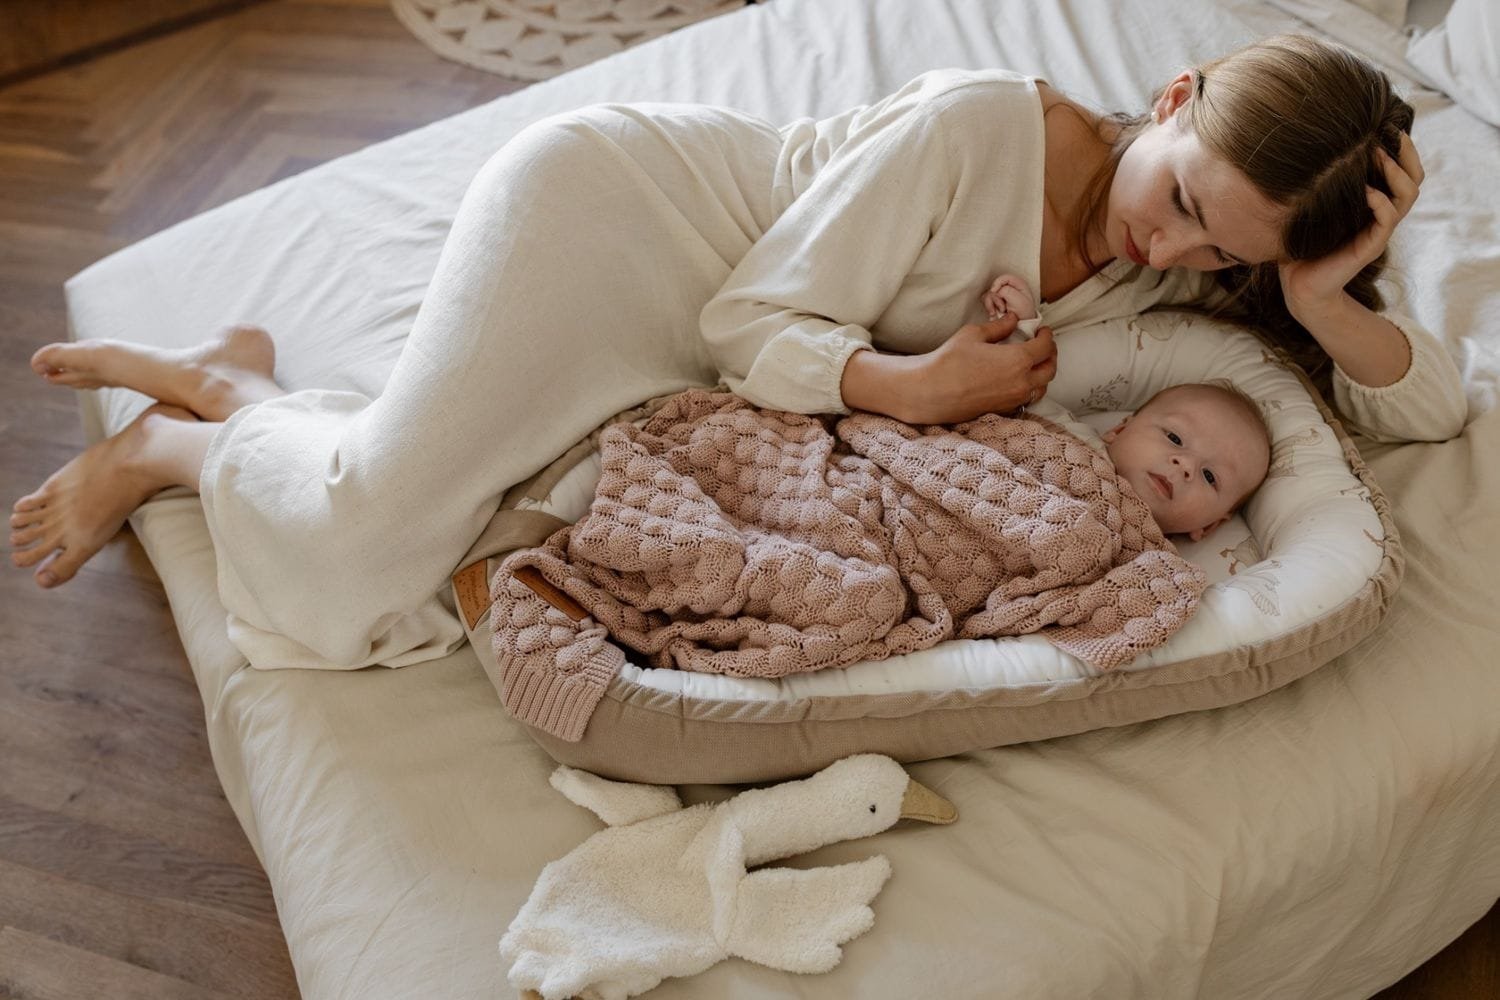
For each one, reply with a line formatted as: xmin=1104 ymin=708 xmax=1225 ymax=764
xmin=1102 ymin=382 xmax=1271 ymax=541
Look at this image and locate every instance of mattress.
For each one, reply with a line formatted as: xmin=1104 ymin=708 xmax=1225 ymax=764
xmin=64 ymin=0 xmax=1500 ymax=997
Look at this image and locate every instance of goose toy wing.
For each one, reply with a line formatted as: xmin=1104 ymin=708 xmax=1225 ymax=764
xmin=548 ymin=766 xmax=682 ymax=826
xmin=500 ymin=754 xmax=957 ymax=1000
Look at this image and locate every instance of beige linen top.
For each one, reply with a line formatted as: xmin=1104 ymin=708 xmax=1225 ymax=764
xmin=700 ymin=69 xmax=1467 ymax=443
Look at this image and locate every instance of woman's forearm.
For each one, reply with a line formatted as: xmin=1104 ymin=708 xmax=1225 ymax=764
xmin=1294 ymin=293 xmax=1412 ymax=387
xmin=839 ymin=348 xmax=921 ymax=421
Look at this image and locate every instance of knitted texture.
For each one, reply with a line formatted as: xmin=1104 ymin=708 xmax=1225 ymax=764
xmin=492 ymin=390 xmax=1206 ymax=740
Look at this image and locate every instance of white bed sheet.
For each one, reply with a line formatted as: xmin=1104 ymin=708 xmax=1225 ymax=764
xmin=65 ymin=0 xmax=1500 ymax=997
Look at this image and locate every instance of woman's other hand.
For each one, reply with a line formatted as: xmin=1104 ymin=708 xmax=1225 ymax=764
xmin=1278 ymin=132 xmax=1424 ymax=323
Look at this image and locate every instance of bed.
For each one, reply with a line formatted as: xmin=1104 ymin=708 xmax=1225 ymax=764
xmin=65 ymin=0 xmax=1500 ymax=996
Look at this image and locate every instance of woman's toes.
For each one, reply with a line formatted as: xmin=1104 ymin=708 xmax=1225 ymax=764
xmin=9 ymin=407 xmax=183 ymax=589
xmin=12 ymin=495 xmax=46 ymax=518
xmin=36 ymin=549 xmax=84 ymax=588
xmin=9 ymin=522 xmax=46 ymax=548
xmin=31 ymin=343 xmax=76 ymax=376
xmin=13 ymin=538 xmax=55 ymax=568
xmin=30 ymin=341 xmax=113 ymax=390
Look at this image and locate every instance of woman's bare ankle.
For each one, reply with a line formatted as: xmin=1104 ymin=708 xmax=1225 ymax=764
xmin=135 ymin=406 xmax=220 ymax=490
xmin=182 ymin=327 xmax=285 ymax=421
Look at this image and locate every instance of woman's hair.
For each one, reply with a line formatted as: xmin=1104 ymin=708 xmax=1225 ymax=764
xmin=1073 ymin=34 xmax=1415 ymax=385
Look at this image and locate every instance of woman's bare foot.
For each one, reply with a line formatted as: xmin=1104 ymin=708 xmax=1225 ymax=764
xmin=31 ymin=325 xmax=283 ymax=422
xmin=10 ymin=404 xmax=213 ymax=588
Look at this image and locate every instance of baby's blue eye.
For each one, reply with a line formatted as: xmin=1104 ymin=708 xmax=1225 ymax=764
xmin=1166 ymin=431 xmax=1182 ymax=445
xmin=1204 ymin=469 xmax=1218 ymax=486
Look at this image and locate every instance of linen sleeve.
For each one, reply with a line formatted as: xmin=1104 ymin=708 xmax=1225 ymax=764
xmin=1331 ymin=312 xmax=1469 ymax=442
xmin=698 ymin=77 xmax=964 ymax=415
xmin=1184 ymin=283 xmax=1468 ymax=442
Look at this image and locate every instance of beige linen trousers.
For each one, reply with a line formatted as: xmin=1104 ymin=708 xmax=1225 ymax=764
xmin=199 ymin=104 xmax=785 ymax=669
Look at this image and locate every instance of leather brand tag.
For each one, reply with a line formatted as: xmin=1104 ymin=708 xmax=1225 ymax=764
xmin=453 ymin=560 xmax=493 ymax=630
xmin=512 ymin=565 xmax=589 ymax=622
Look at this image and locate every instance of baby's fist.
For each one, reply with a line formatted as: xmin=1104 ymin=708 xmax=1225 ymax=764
xmin=982 ymin=274 xmax=1037 ymax=321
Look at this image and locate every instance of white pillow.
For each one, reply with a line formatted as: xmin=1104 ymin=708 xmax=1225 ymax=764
xmin=1407 ymin=0 xmax=1500 ymax=126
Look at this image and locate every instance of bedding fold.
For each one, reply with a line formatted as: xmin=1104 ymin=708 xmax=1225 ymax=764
xmin=492 ymin=390 xmax=1207 ymax=739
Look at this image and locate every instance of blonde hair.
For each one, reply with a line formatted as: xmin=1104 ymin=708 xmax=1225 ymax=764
xmin=1073 ymin=34 xmax=1414 ymax=388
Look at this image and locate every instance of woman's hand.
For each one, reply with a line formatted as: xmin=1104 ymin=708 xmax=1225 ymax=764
xmin=1278 ymin=132 xmax=1424 ymax=324
xmin=903 ymin=316 xmax=1058 ymax=424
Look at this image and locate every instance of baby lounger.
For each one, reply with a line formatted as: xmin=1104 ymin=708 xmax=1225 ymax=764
xmin=458 ymin=312 xmax=1401 ymax=784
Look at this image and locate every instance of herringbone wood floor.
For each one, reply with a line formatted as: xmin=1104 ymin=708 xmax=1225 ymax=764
xmin=0 ymin=1 xmax=1492 ymax=997
xmin=0 ymin=2 xmax=520 ymax=996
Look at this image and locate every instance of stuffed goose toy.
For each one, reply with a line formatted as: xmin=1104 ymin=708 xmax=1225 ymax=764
xmin=500 ymin=754 xmax=958 ymax=1000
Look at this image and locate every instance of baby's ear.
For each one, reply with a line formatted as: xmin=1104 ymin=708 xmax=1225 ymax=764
xmin=1102 ymin=417 xmax=1129 ymax=443
xmin=1187 ymin=515 xmax=1229 ymax=543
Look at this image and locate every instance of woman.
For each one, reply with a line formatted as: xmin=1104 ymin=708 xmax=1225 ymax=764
xmin=11 ymin=34 xmax=1467 ymax=668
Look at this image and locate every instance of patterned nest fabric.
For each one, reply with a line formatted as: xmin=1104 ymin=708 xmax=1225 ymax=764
xmin=493 ymin=390 xmax=1206 ymax=740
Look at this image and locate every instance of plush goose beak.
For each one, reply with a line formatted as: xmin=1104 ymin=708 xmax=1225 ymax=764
xmin=900 ymin=778 xmax=958 ymax=824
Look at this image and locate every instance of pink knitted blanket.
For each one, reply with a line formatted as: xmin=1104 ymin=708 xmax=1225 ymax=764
xmin=492 ymin=390 xmax=1206 ymax=741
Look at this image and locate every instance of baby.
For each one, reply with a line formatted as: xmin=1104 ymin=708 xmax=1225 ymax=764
xmin=983 ymin=274 xmax=1272 ymax=541
xmin=1097 ymin=382 xmax=1271 ymax=541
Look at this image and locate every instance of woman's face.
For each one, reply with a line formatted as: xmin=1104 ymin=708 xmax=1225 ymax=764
xmin=1104 ymin=73 xmax=1288 ymax=273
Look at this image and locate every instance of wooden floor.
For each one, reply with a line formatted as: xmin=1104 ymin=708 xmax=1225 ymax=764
xmin=0 ymin=2 xmax=519 ymax=997
xmin=0 ymin=1 xmax=1492 ymax=997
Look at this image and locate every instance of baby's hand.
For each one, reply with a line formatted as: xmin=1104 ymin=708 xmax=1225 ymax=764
xmin=982 ymin=274 xmax=1037 ymax=321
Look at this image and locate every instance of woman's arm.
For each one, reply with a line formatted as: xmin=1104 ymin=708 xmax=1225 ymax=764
xmin=701 ymin=72 xmax=1054 ymax=419
xmin=1293 ymin=294 xmax=1410 ymax=387
xmin=1279 ymin=142 xmax=1421 ymax=373
xmin=1278 ymin=134 xmax=1467 ymax=440
xmin=699 ymin=76 xmax=950 ymax=415
xmin=1329 ymin=312 xmax=1468 ymax=442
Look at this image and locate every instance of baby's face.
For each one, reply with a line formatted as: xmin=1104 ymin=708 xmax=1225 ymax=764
xmin=1102 ymin=386 xmax=1270 ymax=540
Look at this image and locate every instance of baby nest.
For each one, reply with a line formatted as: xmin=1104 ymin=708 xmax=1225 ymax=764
xmin=456 ymin=312 xmax=1400 ymax=783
